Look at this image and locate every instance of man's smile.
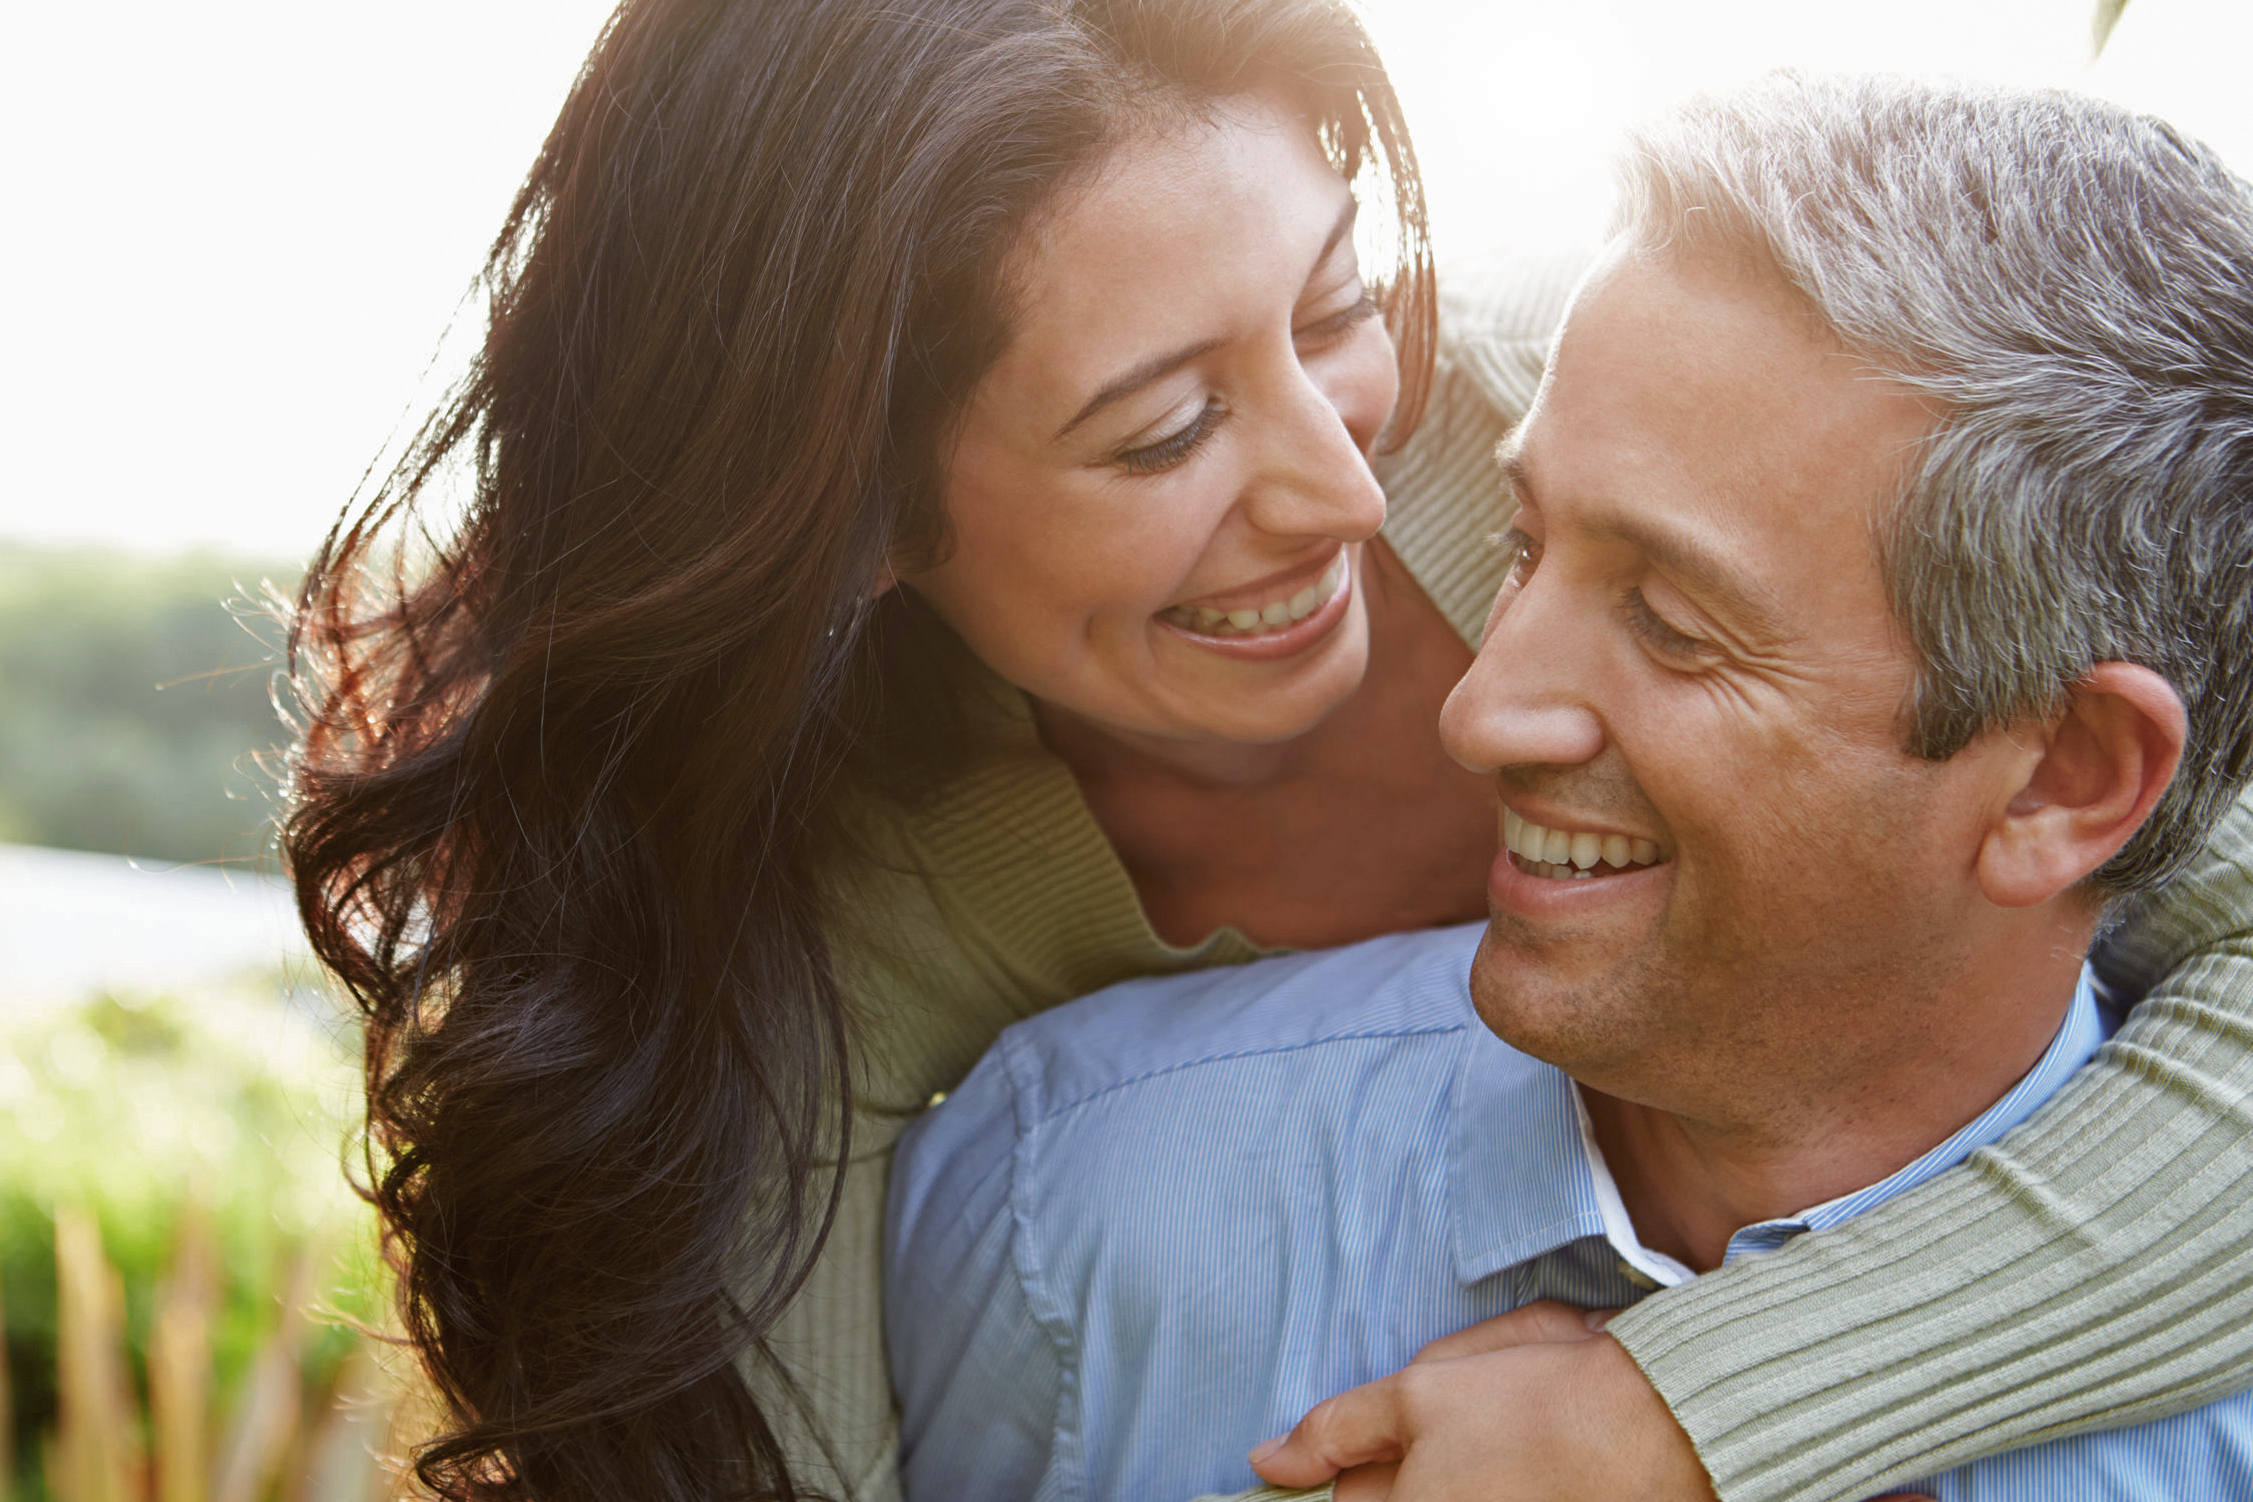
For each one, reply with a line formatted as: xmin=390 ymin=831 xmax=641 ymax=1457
xmin=1502 ymin=805 xmax=1664 ymax=881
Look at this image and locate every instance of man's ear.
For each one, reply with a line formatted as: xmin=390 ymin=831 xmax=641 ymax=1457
xmin=1976 ymin=663 xmax=2186 ymax=908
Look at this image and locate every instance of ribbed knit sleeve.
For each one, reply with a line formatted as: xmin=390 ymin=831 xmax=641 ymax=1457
xmin=1607 ymin=783 xmax=2253 ymax=1502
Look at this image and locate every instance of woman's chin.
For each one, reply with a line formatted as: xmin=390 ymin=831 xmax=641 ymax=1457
xmin=1017 ymin=590 xmax=1373 ymax=755
xmin=1141 ymin=603 xmax=1373 ymax=747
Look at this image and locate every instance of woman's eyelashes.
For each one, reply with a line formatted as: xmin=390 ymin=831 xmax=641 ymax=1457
xmin=1108 ymin=292 xmax=1369 ymax=478
xmin=1117 ymin=398 xmax=1225 ymax=476
xmin=1108 ymin=288 xmax=1371 ymax=478
xmin=1294 ymin=288 xmax=1378 ymax=345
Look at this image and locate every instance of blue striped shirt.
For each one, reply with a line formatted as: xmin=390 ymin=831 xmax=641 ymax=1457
xmin=886 ymin=922 xmax=2253 ymax=1501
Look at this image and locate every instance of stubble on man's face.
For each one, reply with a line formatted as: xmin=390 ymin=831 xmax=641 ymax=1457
xmin=1448 ymin=246 xmax=1999 ymax=1141
xmin=1471 ymin=746 xmax=1971 ymax=1141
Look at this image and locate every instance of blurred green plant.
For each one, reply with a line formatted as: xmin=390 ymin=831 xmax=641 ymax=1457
xmin=2094 ymin=0 xmax=2129 ymax=53
xmin=0 ymin=546 xmax=299 ymax=867
xmin=0 ymin=974 xmax=402 ymax=1500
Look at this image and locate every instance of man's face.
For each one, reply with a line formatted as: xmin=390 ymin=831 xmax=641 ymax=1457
xmin=1440 ymin=248 xmax=2029 ymax=1132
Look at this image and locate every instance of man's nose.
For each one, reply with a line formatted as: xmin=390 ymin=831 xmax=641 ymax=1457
xmin=1439 ymin=576 xmax=1607 ymax=774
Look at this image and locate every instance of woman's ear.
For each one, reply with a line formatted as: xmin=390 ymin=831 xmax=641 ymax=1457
xmin=870 ymin=561 xmax=900 ymax=599
xmin=1976 ymin=663 xmax=2186 ymax=908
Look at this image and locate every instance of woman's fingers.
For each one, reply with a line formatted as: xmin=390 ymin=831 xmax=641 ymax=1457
xmin=1252 ymin=1335 xmax=1717 ymax=1501
xmin=1412 ymin=1300 xmax=1612 ymax=1362
xmin=1247 ymin=1371 xmax=1416 ymax=1487
xmin=1330 ymin=1461 xmax=1400 ymax=1501
xmin=1251 ymin=1333 xmax=1939 ymax=1502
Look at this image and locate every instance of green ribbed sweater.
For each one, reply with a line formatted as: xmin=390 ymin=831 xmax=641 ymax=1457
xmin=758 ymin=251 xmax=2253 ymax=1502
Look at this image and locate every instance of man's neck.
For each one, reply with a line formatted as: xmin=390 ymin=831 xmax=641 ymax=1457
xmin=1582 ymin=925 xmax=2091 ymax=1273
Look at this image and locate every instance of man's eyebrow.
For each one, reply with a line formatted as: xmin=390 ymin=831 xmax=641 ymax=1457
xmin=1051 ymin=197 xmax=1360 ymax=444
xmin=1497 ymin=449 xmax=1788 ymax=638
xmin=1496 ymin=439 xmax=1531 ymax=504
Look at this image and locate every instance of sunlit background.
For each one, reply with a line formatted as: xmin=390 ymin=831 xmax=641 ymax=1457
xmin=0 ymin=1 xmax=2247 ymax=1496
xmin=7 ymin=0 xmax=2251 ymax=558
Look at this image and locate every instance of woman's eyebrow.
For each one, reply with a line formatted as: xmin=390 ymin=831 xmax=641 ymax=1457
xmin=1053 ymin=197 xmax=1360 ymax=444
xmin=1054 ymin=337 xmax=1226 ymax=442
xmin=1312 ymin=196 xmax=1359 ymax=273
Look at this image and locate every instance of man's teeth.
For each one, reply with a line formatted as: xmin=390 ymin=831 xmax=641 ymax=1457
xmin=1161 ymin=556 xmax=1345 ymax=638
xmin=1503 ymin=808 xmax=1661 ymax=880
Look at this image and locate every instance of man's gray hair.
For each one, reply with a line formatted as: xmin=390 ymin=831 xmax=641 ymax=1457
xmin=1614 ymin=71 xmax=2253 ymax=893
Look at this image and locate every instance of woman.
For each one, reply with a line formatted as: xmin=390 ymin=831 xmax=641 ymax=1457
xmin=285 ymin=1 xmax=2253 ymax=1499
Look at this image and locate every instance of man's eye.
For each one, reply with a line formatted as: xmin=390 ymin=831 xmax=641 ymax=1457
xmin=1498 ymin=528 xmax=1541 ymax=586
xmin=1117 ymin=400 xmax=1224 ymax=476
xmin=1476 ymin=529 xmax=1542 ymax=642
xmin=1622 ymin=588 xmax=1707 ymax=658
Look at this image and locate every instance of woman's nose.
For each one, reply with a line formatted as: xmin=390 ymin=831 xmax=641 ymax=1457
xmin=1238 ymin=358 xmax=1393 ymax=542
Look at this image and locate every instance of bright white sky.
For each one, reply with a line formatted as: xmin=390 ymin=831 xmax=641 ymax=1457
xmin=5 ymin=0 xmax=2248 ymax=558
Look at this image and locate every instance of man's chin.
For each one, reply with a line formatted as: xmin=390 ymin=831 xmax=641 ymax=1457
xmin=1466 ymin=926 xmax=1646 ymax=1072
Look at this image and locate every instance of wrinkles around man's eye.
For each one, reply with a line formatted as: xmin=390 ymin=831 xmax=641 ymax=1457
xmin=1622 ymin=587 xmax=1710 ymax=659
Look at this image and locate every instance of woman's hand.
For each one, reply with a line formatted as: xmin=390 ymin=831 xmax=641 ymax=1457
xmin=1250 ymin=1303 xmax=1935 ymax=1502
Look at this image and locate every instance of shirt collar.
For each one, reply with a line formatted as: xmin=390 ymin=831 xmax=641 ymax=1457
xmin=1448 ymin=1018 xmax=1611 ymax=1284
xmin=1449 ymin=964 xmax=2107 ymax=1288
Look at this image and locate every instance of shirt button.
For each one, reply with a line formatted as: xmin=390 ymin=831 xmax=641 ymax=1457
xmin=1617 ymin=1260 xmax=1659 ymax=1290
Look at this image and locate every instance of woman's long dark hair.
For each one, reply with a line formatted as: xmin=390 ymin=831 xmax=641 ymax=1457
xmin=285 ymin=1 xmax=1430 ymax=1496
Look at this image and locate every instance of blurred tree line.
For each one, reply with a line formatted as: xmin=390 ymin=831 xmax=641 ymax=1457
xmin=0 ymin=546 xmax=300 ymax=867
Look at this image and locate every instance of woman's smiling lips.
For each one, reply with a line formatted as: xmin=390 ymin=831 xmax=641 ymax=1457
xmin=1155 ymin=548 xmax=1353 ymax=661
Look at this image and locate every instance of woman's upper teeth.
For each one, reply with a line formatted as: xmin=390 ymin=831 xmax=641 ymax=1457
xmin=1504 ymin=807 xmax=1661 ymax=870
xmin=1164 ymin=556 xmax=1344 ymax=637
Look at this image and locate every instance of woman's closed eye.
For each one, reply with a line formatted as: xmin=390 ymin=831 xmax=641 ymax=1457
xmin=1117 ymin=398 xmax=1226 ymax=476
xmin=1295 ymin=289 xmax=1378 ymax=346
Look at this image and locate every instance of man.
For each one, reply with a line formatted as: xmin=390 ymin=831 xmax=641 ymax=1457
xmin=885 ymin=74 xmax=2253 ymax=1501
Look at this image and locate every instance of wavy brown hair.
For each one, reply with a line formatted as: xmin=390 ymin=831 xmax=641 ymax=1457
xmin=285 ymin=0 xmax=1430 ymax=1496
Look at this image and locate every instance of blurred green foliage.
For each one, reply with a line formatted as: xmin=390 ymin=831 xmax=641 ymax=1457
xmin=2093 ymin=0 xmax=2130 ymax=53
xmin=0 ymin=545 xmax=302 ymax=866
xmin=0 ymin=974 xmax=379 ymax=1496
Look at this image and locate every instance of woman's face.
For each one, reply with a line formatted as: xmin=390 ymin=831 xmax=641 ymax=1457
xmin=902 ymin=93 xmax=1401 ymax=748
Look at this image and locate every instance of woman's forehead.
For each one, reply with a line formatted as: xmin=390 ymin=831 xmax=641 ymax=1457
xmin=977 ymin=94 xmax=1355 ymax=425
